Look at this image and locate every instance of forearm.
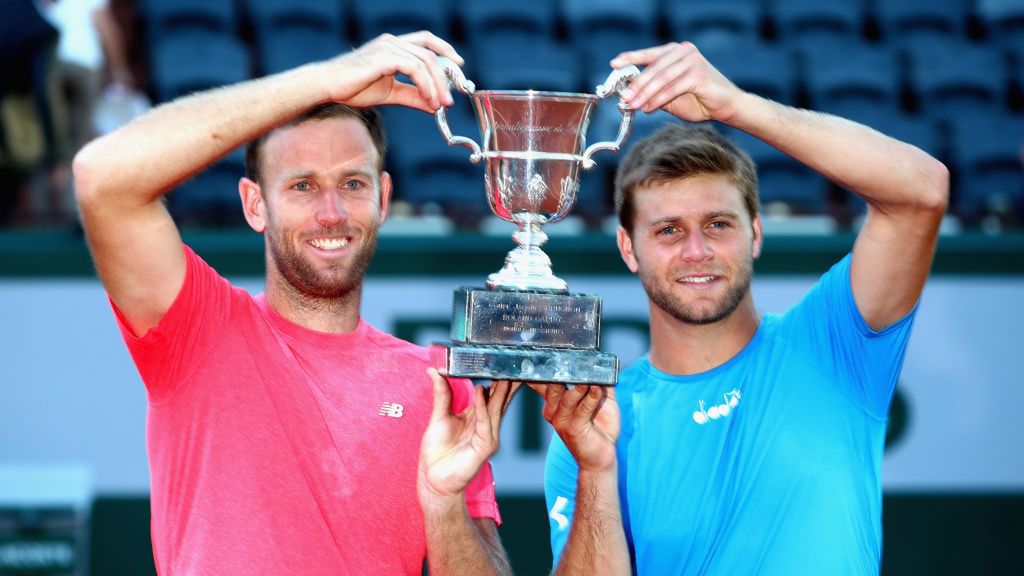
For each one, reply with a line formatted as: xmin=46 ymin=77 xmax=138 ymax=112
xmin=422 ymin=496 xmax=511 ymax=576
xmin=725 ymin=92 xmax=948 ymax=212
xmin=554 ymin=467 xmax=630 ymax=576
xmin=73 ymin=63 xmax=330 ymax=207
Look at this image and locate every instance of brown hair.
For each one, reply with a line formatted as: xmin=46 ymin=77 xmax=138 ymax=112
xmin=614 ymin=124 xmax=758 ymax=234
xmin=245 ymin=103 xmax=388 ymax=185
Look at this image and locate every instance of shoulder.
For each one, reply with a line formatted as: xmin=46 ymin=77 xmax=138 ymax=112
xmin=362 ymin=324 xmax=433 ymax=363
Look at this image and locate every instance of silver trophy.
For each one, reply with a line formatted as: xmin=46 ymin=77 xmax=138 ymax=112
xmin=435 ymin=59 xmax=639 ymax=385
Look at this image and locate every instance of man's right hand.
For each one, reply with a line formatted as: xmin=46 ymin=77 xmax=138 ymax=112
xmin=528 ymin=384 xmax=620 ymax=472
xmin=321 ymin=31 xmax=463 ymax=113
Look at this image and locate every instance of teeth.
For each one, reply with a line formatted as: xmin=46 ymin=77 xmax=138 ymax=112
xmin=679 ymin=276 xmax=716 ymax=284
xmin=309 ymin=238 xmax=348 ymax=250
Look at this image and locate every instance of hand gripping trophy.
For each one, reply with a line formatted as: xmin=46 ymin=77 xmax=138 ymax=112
xmin=435 ymin=59 xmax=640 ymax=385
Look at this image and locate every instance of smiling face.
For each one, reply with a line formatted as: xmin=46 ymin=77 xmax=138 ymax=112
xmin=240 ymin=116 xmax=391 ymax=301
xmin=618 ymin=173 xmax=762 ymax=326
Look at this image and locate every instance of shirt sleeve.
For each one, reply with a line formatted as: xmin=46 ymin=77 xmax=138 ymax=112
xmin=544 ymin=433 xmax=580 ymax=564
xmin=779 ymin=253 xmax=918 ymax=419
xmin=109 ymin=244 xmax=236 ymax=403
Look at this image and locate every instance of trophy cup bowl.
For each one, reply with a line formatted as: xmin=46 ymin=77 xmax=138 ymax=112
xmin=434 ymin=59 xmax=639 ymax=384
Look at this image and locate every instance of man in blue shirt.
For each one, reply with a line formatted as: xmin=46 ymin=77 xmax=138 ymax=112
xmin=532 ymin=41 xmax=948 ymax=575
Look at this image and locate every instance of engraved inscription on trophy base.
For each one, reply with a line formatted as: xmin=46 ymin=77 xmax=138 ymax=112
xmin=446 ymin=342 xmax=618 ymax=385
xmin=452 ymin=287 xmax=601 ymax=349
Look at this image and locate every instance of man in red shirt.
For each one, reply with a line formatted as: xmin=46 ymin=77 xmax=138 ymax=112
xmin=73 ymin=32 xmax=516 ymax=575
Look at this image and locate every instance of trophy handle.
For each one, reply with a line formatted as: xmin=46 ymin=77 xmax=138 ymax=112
xmin=435 ymin=57 xmax=483 ymax=163
xmin=581 ymin=65 xmax=642 ymax=169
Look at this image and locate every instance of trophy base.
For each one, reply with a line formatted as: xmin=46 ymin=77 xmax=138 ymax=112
xmin=444 ymin=342 xmax=618 ymax=385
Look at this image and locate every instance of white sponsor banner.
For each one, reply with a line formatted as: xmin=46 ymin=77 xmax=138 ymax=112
xmin=1 ymin=275 xmax=1022 ymax=494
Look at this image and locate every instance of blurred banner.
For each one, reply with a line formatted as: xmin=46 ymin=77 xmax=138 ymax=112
xmin=2 ymin=274 xmax=1022 ymax=495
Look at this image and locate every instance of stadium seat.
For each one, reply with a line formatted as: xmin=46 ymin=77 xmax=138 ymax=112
xmin=257 ymin=28 xmax=346 ymax=76
xmin=665 ymin=0 xmax=762 ymax=50
xmin=352 ymin=0 xmax=450 ymax=42
xmin=977 ymin=0 xmax=1024 ymax=54
xmin=472 ymin=38 xmax=582 ymax=93
xmin=247 ymin=0 xmax=347 ymax=75
xmin=727 ymin=129 xmax=829 ymax=214
xmin=151 ymin=31 xmax=250 ymax=102
xmin=702 ymin=42 xmax=799 ymax=105
xmin=874 ymin=0 xmax=967 ymax=47
xmin=140 ymin=0 xmax=237 ymax=40
xmin=171 ymin=147 xmax=247 ymax=226
xmin=907 ymin=40 xmax=1007 ymax=123
xmin=947 ymin=110 xmax=1024 ymax=223
xmin=563 ymin=0 xmax=659 ymax=89
xmin=381 ymin=105 xmax=484 ymax=216
xmin=770 ymin=0 xmax=864 ymax=50
xmin=461 ymin=0 xmax=558 ymax=49
xmin=803 ymin=42 xmax=901 ymax=117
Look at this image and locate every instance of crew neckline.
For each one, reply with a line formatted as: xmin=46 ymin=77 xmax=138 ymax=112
xmin=639 ymin=315 xmax=770 ymax=384
xmin=254 ymin=293 xmax=371 ymax=347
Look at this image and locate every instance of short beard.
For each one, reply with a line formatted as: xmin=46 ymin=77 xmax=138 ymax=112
xmin=267 ymin=224 xmax=378 ymax=301
xmin=638 ymin=255 xmax=753 ymax=326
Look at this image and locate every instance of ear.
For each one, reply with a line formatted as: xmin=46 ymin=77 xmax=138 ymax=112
xmin=239 ymin=177 xmax=266 ymax=233
xmin=616 ymin=225 xmax=639 ymax=274
xmin=379 ymin=170 xmax=393 ymax=222
xmin=751 ymin=214 xmax=763 ymax=260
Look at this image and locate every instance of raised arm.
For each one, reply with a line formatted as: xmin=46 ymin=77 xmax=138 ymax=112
xmin=613 ymin=42 xmax=949 ymax=330
xmin=418 ymin=370 xmax=520 ymax=576
xmin=73 ymin=32 xmax=461 ymax=336
xmin=531 ymin=384 xmax=630 ymax=576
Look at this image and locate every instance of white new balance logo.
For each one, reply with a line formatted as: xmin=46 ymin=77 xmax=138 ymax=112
xmin=378 ymin=402 xmax=404 ymax=418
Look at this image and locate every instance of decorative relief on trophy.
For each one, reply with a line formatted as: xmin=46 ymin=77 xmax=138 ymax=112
xmin=434 ymin=58 xmax=640 ymax=385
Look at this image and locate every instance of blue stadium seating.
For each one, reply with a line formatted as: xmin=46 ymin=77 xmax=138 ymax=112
xmin=256 ymin=28 xmax=346 ymax=76
xmin=151 ymin=31 xmax=250 ymax=102
xmin=948 ymin=110 xmax=1024 ymax=222
xmin=352 ymin=0 xmax=451 ymax=42
xmin=702 ymin=42 xmax=799 ymax=105
xmin=803 ymin=42 xmax=902 ymax=117
xmin=770 ymin=0 xmax=864 ymax=50
xmin=460 ymin=0 xmax=558 ymax=49
xmin=473 ymin=38 xmax=581 ymax=93
xmin=666 ymin=0 xmax=762 ymax=51
xmin=380 ymin=105 xmax=483 ymax=212
xmin=171 ymin=147 xmax=247 ymax=226
xmin=907 ymin=39 xmax=1007 ymax=123
xmin=978 ymin=0 xmax=1024 ymax=55
xmin=141 ymin=0 xmax=237 ymax=41
xmin=247 ymin=0 xmax=347 ymax=75
xmin=727 ymin=129 xmax=830 ymax=214
xmin=875 ymin=0 xmax=968 ymax=47
xmin=563 ymin=0 xmax=660 ymax=89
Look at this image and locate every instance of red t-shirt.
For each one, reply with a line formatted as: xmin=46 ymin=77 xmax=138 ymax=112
xmin=112 ymin=246 xmax=500 ymax=575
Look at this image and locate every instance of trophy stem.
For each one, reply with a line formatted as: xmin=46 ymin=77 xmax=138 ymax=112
xmin=486 ymin=217 xmax=568 ymax=292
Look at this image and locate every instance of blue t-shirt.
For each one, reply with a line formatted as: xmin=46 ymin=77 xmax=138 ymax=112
xmin=544 ymin=255 xmax=917 ymax=575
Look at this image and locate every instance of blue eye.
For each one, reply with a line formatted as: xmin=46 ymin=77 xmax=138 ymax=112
xmin=657 ymin=226 xmax=678 ymax=235
xmin=709 ymin=221 xmax=729 ymax=230
xmin=344 ymin=180 xmax=362 ymax=190
xmin=294 ymin=181 xmax=311 ymax=191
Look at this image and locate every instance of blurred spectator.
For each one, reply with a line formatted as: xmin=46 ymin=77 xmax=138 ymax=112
xmin=37 ymin=0 xmax=137 ymax=225
xmin=0 ymin=0 xmax=57 ymax=225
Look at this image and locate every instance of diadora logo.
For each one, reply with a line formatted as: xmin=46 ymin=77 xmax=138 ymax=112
xmin=693 ymin=389 xmax=741 ymax=425
xmin=378 ymin=402 xmax=404 ymax=418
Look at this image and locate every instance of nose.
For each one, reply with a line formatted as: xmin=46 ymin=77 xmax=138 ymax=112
xmin=316 ymin=190 xmax=347 ymax=227
xmin=680 ymin=231 xmax=714 ymax=263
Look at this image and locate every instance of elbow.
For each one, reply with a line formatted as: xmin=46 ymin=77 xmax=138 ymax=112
xmin=71 ymin=142 xmax=102 ymax=206
xmin=916 ymin=155 xmax=950 ymax=216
